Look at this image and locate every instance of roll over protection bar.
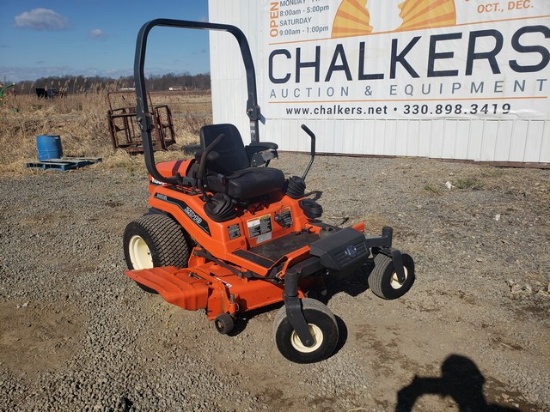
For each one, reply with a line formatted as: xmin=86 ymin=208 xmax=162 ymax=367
xmin=134 ymin=18 xmax=261 ymax=186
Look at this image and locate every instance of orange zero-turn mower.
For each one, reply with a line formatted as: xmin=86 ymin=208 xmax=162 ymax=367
xmin=123 ymin=19 xmax=415 ymax=364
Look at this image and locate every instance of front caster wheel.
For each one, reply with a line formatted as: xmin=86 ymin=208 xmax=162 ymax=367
xmin=214 ymin=313 xmax=235 ymax=334
xmin=273 ymin=298 xmax=339 ymax=364
xmin=368 ymin=253 xmax=415 ymax=300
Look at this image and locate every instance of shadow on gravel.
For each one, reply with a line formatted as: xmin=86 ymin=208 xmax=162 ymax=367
xmin=395 ymin=354 xmax=520 ymax=412
xmin=228 ymin=302 xmax=284 ymax=337
xmin=323 ymin=261 xmax=374 ymax=300
xmin=333 ymin=315 xmax=348 ymax=357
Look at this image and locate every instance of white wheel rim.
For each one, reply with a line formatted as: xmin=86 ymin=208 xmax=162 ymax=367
xmin=129 ymin=235 xmax=153 ymax=269
xmin=390 ymin=266 xmax=408 ymax=289
xmin=290 ymin=324 xmax=324 ymax=353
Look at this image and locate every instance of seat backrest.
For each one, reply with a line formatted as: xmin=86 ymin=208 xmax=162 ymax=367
xmin=200 ymin=124 xmax=250 ymax=175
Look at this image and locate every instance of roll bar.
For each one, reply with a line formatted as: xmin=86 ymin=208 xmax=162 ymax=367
xmin=134 ymin=19 xmax=261 ymax=185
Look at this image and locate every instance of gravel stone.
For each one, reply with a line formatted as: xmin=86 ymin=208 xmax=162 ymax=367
xmin=0 ymin=155 xmax=549 ymax=411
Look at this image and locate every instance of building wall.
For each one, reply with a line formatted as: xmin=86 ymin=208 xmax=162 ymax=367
xmin=208 ymin=0 xmax=550 ymax=165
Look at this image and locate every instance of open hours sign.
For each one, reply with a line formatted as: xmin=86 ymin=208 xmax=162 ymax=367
xmin=263 ymin=0 xmax=550 ymax=120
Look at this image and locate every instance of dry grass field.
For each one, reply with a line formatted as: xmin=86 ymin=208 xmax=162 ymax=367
xmin=0 ymin=90 xmax=212 ymax=174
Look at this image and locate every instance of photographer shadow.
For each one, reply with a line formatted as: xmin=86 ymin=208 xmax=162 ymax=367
xmin=396 ymin=354 xmax=519 ymax=412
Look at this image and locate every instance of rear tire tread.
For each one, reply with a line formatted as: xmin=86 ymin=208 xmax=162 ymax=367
xmin=123 ymin=213 xmax=189 ymax=270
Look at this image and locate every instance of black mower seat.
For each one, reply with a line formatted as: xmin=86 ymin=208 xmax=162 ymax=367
xmin=199 ymin=124 xmax=285 ymax=201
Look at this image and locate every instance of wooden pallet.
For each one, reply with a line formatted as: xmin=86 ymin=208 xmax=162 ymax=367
xmin=25 ymin=157 xmax=102 ymax=171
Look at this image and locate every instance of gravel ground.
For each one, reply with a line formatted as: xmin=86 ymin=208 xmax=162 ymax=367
xmin=0 ymin=154 xmax=549 ymax=411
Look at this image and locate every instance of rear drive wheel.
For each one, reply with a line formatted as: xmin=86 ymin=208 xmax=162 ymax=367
xmin=368 ymin=253 xmax=415 ymax=300
xmin=273 ymin=298 xmax=339 ymax=364
xmin=123 ymin=214 xmax=190 ymax=291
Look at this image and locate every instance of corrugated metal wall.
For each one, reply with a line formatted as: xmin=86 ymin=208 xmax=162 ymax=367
xmin=208 ymin=0 xmax=550 ymax=166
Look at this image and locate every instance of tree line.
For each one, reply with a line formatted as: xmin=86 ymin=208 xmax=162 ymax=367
xmin=13 ymin=72 xmax=211 ymax=95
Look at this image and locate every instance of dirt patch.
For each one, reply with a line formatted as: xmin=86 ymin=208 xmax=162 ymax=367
xmin=0 ymin=301 xmax=86 ymax=378
xmin=0 ymin=157 xmax=548 ymax=411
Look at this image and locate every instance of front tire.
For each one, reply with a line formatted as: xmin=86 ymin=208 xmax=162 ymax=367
xmin=214 ymin=313 xmax=235 ymax=335
xmin=273 ymin=298 xmax=339 ymax=364
xmin=123 ymin=214 xmax=190 ymax=291
xmin=368 ymin=253 xmax=415 ymax=300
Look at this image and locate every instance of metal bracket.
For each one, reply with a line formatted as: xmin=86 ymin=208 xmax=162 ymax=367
xmin=283 ymin=269 xmax=315 ymax=347
xmin=364 ymin=226 xmax=393 ymax=249
xmin=284 ymin=296 xmax=314 ymax=347
xmin=390 ymin=248 xmax=406 ymax=283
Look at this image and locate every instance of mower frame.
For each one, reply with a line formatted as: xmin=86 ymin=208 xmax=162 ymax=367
xmin=124 ymin=18 xmax=415 ymax=363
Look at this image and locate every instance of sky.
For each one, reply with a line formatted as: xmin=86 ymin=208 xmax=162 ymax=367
xmin=0 ymin=1 xmax=210 ymax=82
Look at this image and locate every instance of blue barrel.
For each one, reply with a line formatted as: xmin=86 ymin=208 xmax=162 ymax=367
xmin=36 ymin=135 xmax=63 ymax=161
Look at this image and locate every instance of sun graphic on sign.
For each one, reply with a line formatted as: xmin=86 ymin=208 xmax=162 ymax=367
xmin=331 ymin=0 xmax=457 ymax=38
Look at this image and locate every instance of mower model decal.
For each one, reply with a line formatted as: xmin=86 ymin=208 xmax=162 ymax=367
xmin=247 ymin=214 xmax=273 ymax=242
xmin=154 ymin=193 xmax=211 ymax=235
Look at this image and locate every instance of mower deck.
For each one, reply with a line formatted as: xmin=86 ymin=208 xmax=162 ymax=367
xmin=126 ymin=259 xmax=287 ymax=320
xmin=125 ymin=229 xmax=322 ymax=305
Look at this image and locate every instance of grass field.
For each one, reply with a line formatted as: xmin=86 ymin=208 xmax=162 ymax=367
xmin=0 ymin=90 xmax=212 ymax=174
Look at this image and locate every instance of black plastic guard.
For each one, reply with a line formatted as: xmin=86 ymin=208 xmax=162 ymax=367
xmin=309 ymin=227 xmax=369 ymax=274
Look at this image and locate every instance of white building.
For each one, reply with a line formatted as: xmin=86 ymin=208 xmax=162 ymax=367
xmin=208 ymin=0 xmax=550 ymax=166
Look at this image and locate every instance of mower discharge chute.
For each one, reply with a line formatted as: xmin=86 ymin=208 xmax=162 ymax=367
xmin=123 ymin=19 xmax=415 ymax=364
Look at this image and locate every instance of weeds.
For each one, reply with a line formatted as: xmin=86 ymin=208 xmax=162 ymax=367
xmin=184 ymin=110 xmax=208 ymax=135
xmin=453 ymin=177 xmax=484 ymax=190
xmin=423 ymin=183 xmax=443 ymax=195
xmin=0 ymin=89 xmax=212 ymax=175
xmin=422 ymin=176 xmax=484 ymax=195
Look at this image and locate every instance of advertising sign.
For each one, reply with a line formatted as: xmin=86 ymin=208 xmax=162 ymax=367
xmin=264 ymin=0 xmax=550 ymax=120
